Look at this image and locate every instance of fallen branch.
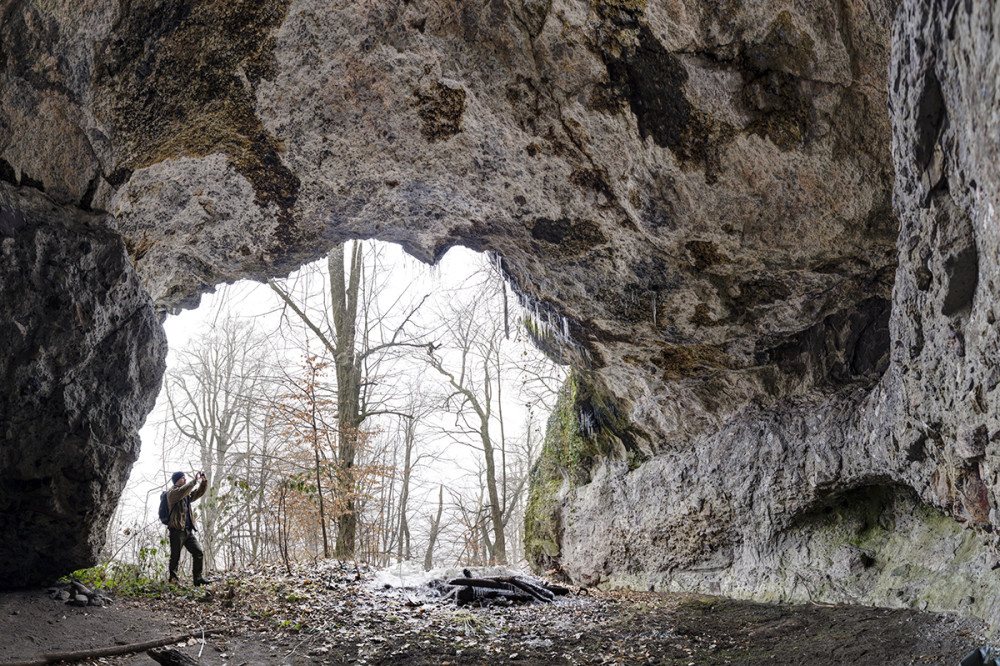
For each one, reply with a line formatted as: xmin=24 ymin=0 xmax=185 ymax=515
xmin=456 ymin=586 xmax=534 ymax=604
xmin=444 ymin=574 xmax=570 ymax=604
xmin=502 ymin=577 xmax=556 ymax=602
xmin=447 ymin=577 xmax=519 ymax=592
xmin=540 ymin=581 xmax=571 ymax=596
xmin=5 ymin=629 xmax=225 ymax=666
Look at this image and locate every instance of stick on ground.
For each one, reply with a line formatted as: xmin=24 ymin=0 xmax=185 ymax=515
xmin=4 ymin=629 xmax=224 ymax=666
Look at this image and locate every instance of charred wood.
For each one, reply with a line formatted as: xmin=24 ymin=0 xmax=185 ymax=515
xmin=442 ymin=573 xmax=570 ymax=605
xmin=455 ymin=585 xmax=533 ymax=604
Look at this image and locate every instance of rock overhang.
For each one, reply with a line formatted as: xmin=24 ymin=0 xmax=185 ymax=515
xmin=4 ymin=0 xmax=998 ymax=624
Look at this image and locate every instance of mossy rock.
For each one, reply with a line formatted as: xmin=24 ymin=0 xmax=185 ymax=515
xmin=524 ymin=371 xmax=649 ymax=570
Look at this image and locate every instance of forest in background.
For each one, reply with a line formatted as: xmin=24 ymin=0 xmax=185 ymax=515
xmin=101 ymin=241 xmax=566 ymax=583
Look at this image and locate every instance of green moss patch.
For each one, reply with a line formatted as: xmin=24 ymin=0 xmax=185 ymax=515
xmin=785 ymin=484 xmax=998 ymax=616
xmin=525 ymin=371 xmax=649 ymax=570
xmin=524 ymin=472 xmax=563 ymax=572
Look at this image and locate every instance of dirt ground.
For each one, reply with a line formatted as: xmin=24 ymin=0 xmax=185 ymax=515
xmin=0 ymin=562 xmax=988 ymax=665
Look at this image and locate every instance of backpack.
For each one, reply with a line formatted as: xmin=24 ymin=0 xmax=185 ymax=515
xmin=158 ymin=491 xmax=173 ymax=525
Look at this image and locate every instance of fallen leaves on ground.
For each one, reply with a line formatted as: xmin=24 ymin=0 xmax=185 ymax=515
xmin=106 ymin=561 xmax=986 ymax=665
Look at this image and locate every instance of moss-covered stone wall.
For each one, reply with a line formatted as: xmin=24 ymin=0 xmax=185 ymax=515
xmin=525 ymin=370 xmax=648 ymax=573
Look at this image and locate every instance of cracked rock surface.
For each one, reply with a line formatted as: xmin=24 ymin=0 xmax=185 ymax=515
xmin=0 ymin=183 xmax=165 ymax=587
xmin=2 ymin=0 xmax=1000 ymax=627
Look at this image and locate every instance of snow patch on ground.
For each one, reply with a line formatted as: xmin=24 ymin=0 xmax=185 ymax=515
xmin=369 ymin=561 xmax=532 ymax=592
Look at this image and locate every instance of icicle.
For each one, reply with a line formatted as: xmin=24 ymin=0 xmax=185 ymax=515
xmin=502 ymin=282 xmax=510 ymax=339
xmin=578 ymin=410 xmax=595 ymax=439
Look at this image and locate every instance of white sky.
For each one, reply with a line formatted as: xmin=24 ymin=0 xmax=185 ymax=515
xmin=119 ymin=243 xmax=564 ymax=538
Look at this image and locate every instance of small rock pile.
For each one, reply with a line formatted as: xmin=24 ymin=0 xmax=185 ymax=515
xmin=47 ymin=580 xmax=114 ymax=607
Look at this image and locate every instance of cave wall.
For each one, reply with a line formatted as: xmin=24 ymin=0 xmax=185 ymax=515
xmin=0 ymin=0 xmax=997 ymax=618
xmin=529 ymin=0 xmax=1000 ymax=626
xmin=0 ymin=184 xmax=165 ymax=587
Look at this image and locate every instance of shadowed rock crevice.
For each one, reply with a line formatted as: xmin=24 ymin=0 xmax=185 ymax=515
xmin=766 ymin=297 xmax=891 ymax=389
xmin=602 ymin=24 xmax=691 ymax=152
xmin=941 ymin=243 xmax=978 ymax=317
xmin=913 ymin=69 xmax=945 ymax=180
xmin=597 ymin=22 xmax=737 ymax=183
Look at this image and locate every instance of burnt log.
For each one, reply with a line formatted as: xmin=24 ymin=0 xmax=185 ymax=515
xmin=504 ymin=577 xmax=555 ymax=601
xmin=541 ymin=582 xmax=570 ymax=596
xmin=447 ymin=577 xmax=518 ymax=591
xmin=455 ymin=585 xmax=533 ymax=604
xmin=445 ymin=574 xmax=569 ymax=604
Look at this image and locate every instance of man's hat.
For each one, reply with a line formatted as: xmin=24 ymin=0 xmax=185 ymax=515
xmin=171 ymin=471 xmax=185 ymax=484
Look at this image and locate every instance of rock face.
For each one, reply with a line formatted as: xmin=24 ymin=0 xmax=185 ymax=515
xmin=0 ymin=183 xmax=165 ymax=587
xmin=1 ymin=0 xmax=999 ymax=623
xmin=527 ymin=0 xmax=1000 ymax=626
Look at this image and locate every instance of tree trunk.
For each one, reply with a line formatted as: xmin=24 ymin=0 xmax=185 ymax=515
xmin=424 ymin=484 xmax=444 ymax=571
xmin=480 ymin=423 xmax=507 ymax=564
xmin=314 ymin=441 xmax=330 ymax=558
xmin=397 ymin=417 xmax=414 ymax=562
xmin=331 ymin=243 xmax=363 ymax=560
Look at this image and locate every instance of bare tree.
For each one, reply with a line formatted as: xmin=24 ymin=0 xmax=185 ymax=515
xmin=424 ymin=277 xmax=519 ymax=564
xmin=502 ymin=412 xmax=544 ymax=563
xmin=268 ymin=352 xmax=339 ymax=558
xmin=227 ymin=407 xmax=284 ymax=567
xmin=142 ymin=244 xmax=563 ymax=573
xmin=164 ymin=313 xmax=273 ymax=569
xmin=267 ymin=240 xmax=431 ymax=559
xmin=388 ymin=386 xmax=441 ymax=564
xmin=395 ymin=414 xmax=417 ymax=562
xmin=423 ymin=261 xmax=568 ymax=566
xmin=424 ymin=484 xmax=445 ymax=571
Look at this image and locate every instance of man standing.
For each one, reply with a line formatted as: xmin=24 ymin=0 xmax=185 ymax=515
xmin=165 ymin=470 xmax=211 ymax=586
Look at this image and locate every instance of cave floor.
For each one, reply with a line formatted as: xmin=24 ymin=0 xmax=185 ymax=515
xmin=0 ymin=562 xmax=986 ymax=665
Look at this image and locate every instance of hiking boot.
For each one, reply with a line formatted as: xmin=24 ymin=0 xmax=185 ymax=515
xmin=193 ymin=577 xmax=213 ymax=586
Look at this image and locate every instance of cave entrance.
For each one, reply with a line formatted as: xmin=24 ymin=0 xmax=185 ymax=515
xmin=112 ymin=241 xmax=567 ymax=580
